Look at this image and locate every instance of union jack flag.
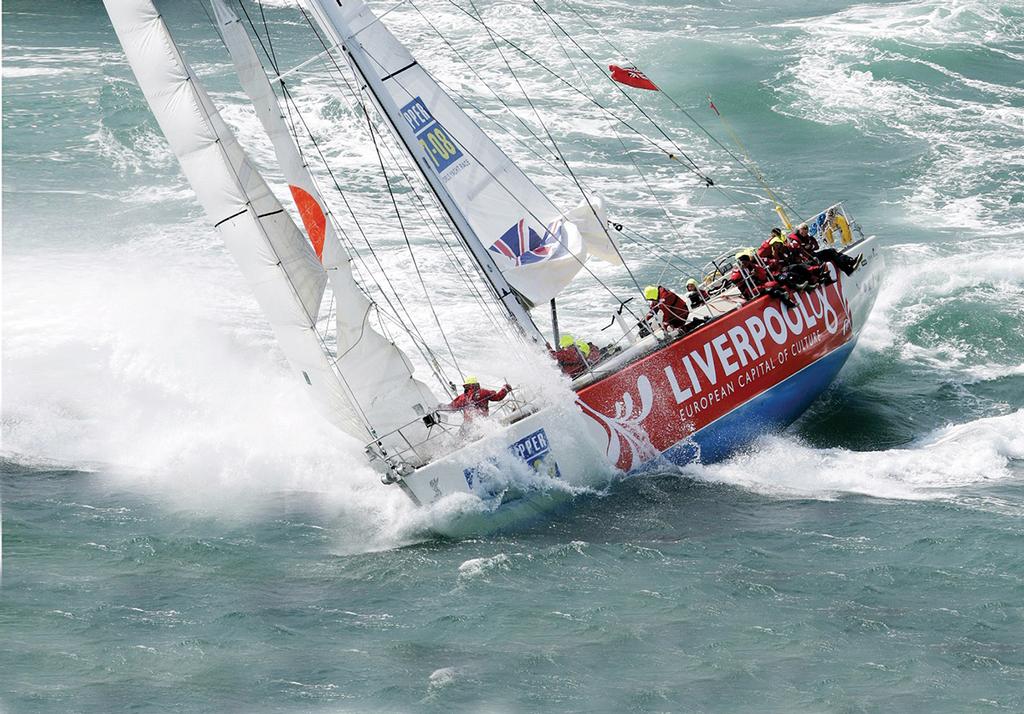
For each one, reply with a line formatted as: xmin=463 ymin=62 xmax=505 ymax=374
xmin=489 ymin=219 xmax=567 ymax=267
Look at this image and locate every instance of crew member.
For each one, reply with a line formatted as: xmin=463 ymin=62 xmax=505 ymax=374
xmin=552 ymin=334 xmax=587 ymax=377
xmin=685 ymin=278 xmax=709 ymax=308
xmin=729 ymin=251 xmax=768 ymax=299
xmin=731 ymin=251 xmax=796 ymax=307
xmin=757 ymin=228 xmax=787 ymax=260
xmin=644 ymin=284 xmax=690 ymax=331
xmin=576 ymin=338 xmax=602 ymax=366
xmin=789 ymin=223 xmax=860 ymax=276
xmin=448 ymin=376 xmax=511 ymax=419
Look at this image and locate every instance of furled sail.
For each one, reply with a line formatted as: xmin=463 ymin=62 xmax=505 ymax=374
xmin=103 ymin=0 xmax=435 ymax=450
xmin=301 ymin=0 xmax=616 ymax=310
xmin=211 ymin=0 xmax=439 ymax=445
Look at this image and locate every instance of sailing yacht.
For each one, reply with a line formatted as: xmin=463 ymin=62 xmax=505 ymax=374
xmin=102 ymin=0 xmax=883 ymax=510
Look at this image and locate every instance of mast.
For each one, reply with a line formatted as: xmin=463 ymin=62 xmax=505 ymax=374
xmin=211 ymin=0 xmax=440 ymax=446
xmin=102 ymin=0 xmax=436 ymax=452
xmin=301 ymin=0 xmax=550 ymax=346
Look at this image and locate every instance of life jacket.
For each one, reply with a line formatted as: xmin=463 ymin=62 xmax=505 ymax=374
xmin=652 ymin=286 xmax=689 ymax=328
xmin=687 ymin=287 xmax=710 ymax=307
xmin=449 ymin=385 xmax=509 ymax=418
xmin=730 ymin=264 xmax=768 ymax=299
xmin=553 ymin=346 xmax=586 ymax=377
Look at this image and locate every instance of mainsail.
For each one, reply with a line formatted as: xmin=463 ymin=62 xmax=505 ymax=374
xmin=104 ymin=0 xmax=436 ymax=451
xmin=211 ymin=0 xmax=439 ymax=444
xmin=300 ymin=0 xmax=618 ymax=319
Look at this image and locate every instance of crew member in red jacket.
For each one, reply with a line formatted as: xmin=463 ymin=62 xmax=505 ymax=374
xmin=731 ymin=251 xmax=797 ymax=308
xmin=757 ymin=227 xmax=787 ymax=260
xmin=789 ymin=222 xmax=860 ymax=276
xmin=730 ymin=251 xmax=770 ymax=299
xmin=448 ymin=376 xmax=511 ymax=419
xmin=644 ymin=285 xmax=690 ymax=331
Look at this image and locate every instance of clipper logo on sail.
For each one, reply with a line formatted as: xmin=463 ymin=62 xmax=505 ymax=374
xmin=400 ymin=97 xmax=465 ymax=175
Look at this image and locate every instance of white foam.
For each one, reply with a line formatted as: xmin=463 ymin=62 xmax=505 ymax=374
xmin=457 ymin=553 xmax=512 ymax=578
xmin=853 ymin=239 xmax=1024 ymax=376
xmin=692 ymin=410 xmax=1024 ymax=502
xmin=774 ymin=0 xmax=1024 ymax=232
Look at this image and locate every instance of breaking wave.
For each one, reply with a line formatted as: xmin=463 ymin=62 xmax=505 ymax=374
xmin=690 ymin=410 xmax=1024 ymax=503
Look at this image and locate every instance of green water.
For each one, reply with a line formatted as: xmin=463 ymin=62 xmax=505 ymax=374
xmin=3 ymin=0 xmax=1023 ymax=710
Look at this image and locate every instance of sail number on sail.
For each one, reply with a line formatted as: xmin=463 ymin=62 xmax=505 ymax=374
xmin=401 ymin=97 xmax=466 ymax=176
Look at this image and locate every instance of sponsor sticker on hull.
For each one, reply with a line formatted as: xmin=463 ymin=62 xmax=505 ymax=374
xmin=577 ymin=280 xmax=853 ymax=471
xmin=464 ymin=428 xmax=561 ymax=490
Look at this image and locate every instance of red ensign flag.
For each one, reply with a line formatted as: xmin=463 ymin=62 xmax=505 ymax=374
xmin=609 ymin=65 xmax=659 ymax=91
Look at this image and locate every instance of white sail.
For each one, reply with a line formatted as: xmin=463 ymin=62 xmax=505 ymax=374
xmin=103 ymin=0 xmax=436 ymax=449
xmin=211 ymin=0 xmax=439 ymax=444
xmin=302 ymin=0 xmax=611 ymax=309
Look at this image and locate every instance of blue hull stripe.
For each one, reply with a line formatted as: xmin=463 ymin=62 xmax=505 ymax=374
xmin=644 ymin=339 xmax=858 ymax=470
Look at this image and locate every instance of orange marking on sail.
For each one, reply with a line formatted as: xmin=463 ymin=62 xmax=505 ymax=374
xmin=288 ymin=184 xmax=326 ymax=261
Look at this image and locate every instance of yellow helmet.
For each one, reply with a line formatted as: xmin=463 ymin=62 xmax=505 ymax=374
xmin=643 ymin=285 xmax=659 ymax=300
xmin=686 ymin=278 xmax=698 ymax=288
xmin=463 ymin=376 xmax=479 ymax=386
xmin=558 ymin=334 xmax=575 ymax=348
xmin=575 ymin=339 xmax=591 ymax=357
xmin=735 ymin=249 xmax=754 ymax=260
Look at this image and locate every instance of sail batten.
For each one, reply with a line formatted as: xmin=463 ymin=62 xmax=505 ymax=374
xmin=301 ymin=0 xmax=608 ymax=337
xmin=211 ymin=0 xmax=439 ymax=447
xmin=103 ymin=0 xmax=432 ymax=448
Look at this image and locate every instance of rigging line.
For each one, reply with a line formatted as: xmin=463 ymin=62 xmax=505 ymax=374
xmin=222 ymin=1 xmax=457 ymax=392
xmin=292 ymin=1 xmax=518 ymax=354
xmin=439 ymin=0 xmax=713 ymax=187
xmin=531 ymin=2 xmax=710 ymax=181
xmin=349 ymin=0 xmax=411 ymax=37
xmin=377 ymin=58 xmax=650 ymax=326
xmin=618 ymin=226 xmax=705 ymax=280
xmin=555 ymin=0 xmax=803 ymax=220
xmin=408 ymin=0 xmax=562 ymax=164
xmin=362 ymin=89 xmax=465 ymax=377
xmin=269 ymin=44 xmax=338 ymax=84
xmin=433 ymin=76 xmax=569 ymax=179
xmin=536 ymin=8 xmax=696 ymax=278
xmin=366 ymin=113 xmax=513 ymax=336
xmin=464 ymin=0 xmax=647 ymax=301
xmin=233 ymin=0 xmax=279 ymax=74
xmin=192 ymin=0 xmax=217 ymax=30
xmin=256 ymin=0 xmax=280 ymax=73
xmin=232 ymin=6 xmax=453 ymax=382
xmin=274 ymin=79 xmax=457 ymax=391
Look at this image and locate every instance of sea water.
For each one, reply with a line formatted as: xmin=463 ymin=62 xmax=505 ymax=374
xmin=3 ymin=0 xmax=1023 ymax=710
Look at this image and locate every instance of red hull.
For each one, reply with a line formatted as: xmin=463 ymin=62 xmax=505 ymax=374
xmin=576 ymin=276 xmax=854 ymax=471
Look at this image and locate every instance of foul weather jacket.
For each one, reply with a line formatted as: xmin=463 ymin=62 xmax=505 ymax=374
xmin=449 ymin=385 xmax=510 ymax=418
xmin=647 ymin=286 xmax=690 ymax=329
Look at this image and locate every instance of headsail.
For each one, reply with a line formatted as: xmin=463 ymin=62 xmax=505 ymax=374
xmin=211 ymin=0 xmax=439 ymax=445
xmin=103 ymin=0 xmax=436 ymax=449
xmin=301 ymin=0 xmax=614 ymax=314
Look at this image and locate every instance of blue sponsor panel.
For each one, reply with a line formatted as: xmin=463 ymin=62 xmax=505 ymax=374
xmin=399 ymin=97 xmax=464 ymax=174
xmin=464 ymin=428 xmax=561 ymax=490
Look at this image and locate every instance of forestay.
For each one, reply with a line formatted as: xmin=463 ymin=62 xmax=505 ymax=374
xmin=302 ymin=0 xmax=619 ymax=308
xmin=212 ymin=0 xmax=439 ymax=446
xmin=103 ymin=0 xmax=435 ymax=448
